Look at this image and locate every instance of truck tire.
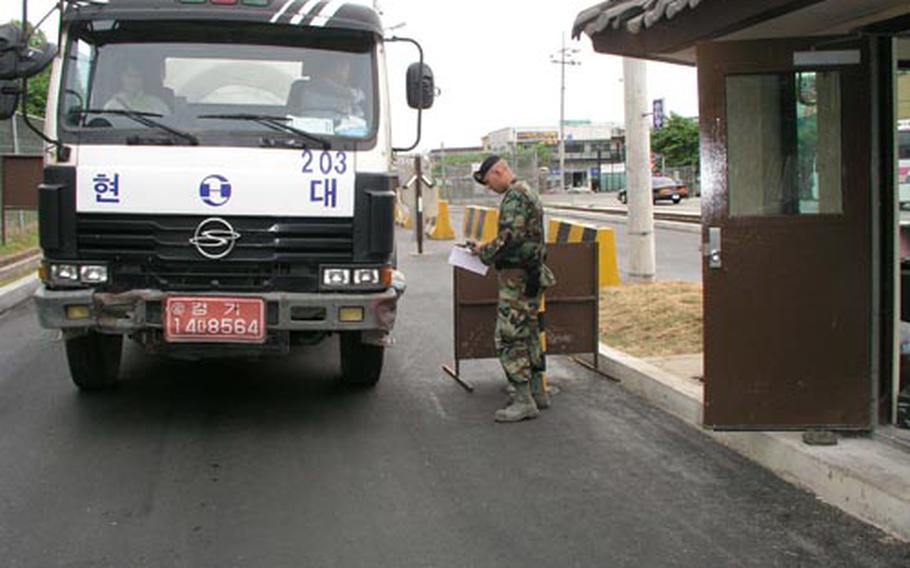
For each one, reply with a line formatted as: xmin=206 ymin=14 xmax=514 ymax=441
xmin=65 ymin=332 xmax=123 ymax=391
xmin=340 ymin=332 xmax=384 ymax=387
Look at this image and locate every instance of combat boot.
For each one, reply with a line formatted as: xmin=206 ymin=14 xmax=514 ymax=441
xmin=506 ymin=382 xmax=550 ymax=409
xmin=495 ymin=382 xmax=539 ymax=423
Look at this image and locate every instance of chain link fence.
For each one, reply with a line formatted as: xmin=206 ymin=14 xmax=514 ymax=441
xmin=430 ymin=152 xmax=547 ymax=204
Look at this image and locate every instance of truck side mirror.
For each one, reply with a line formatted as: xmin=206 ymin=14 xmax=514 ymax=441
xmin=0 ymin=80 xmax=19 ymax=120
xmin=406 ymin=62 xmax=434 ymax=110
xmin=0 ymin=23 xmax=57 ymax=81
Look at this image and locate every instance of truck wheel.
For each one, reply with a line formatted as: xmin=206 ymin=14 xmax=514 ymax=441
xmin=340 ymin=332 xmax=384 ymax=387
xmin=671 ymin=194 xmax=682 ymax=204
xmin=65 ymin=332 xmax=123 ymax=391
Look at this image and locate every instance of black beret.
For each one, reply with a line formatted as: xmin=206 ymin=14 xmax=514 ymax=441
xmin=473 ymin=155 xmax=502 ymax=185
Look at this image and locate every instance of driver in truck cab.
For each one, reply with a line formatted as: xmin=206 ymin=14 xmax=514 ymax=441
xmin=104 ymin=61 xmax=172 ymax=115
xmin=288 ymin=54 xmax=368 ymax=137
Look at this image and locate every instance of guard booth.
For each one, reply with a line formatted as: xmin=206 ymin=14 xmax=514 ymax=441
xmin=574 ymin=0 xmax=910 ymax=430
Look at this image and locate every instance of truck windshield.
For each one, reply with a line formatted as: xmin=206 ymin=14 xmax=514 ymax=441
xmin=60 ymin=21 xmax=377 ymax=145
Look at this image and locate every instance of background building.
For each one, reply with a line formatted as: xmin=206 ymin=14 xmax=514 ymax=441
xmin=483 ymin=122 xmax=626 ymax=191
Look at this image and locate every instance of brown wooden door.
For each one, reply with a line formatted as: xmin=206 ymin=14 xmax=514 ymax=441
xmin=699 ymin=38 xmax=875 ymax=429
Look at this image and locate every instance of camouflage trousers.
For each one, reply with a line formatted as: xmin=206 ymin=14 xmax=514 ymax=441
xmin=494 ymin=270 xmax=545 ymax=390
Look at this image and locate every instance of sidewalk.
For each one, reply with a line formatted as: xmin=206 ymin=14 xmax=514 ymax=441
xmin=598 ymin=346 xmax=910 ymax=541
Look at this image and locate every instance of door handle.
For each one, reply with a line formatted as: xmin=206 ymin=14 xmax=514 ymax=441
xmin=707 ymin=226 xmax=722 ymax=269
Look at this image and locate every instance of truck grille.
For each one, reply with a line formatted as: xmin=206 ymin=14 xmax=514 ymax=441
xmin=75 ymin=214 xmax=354 ymax=293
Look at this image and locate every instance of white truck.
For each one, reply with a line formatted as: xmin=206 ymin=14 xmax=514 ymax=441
xmin=0 ymin=0 xmax=434 ymax=389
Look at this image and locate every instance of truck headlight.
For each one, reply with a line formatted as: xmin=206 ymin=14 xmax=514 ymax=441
xmin=79 ymin=265 xmax=109 ymax=284
xmin=48 ymin=263 xmax=109 ymax=286
xmin=322 ymin=266 xmax=389 ymax=289
xmin=323 ymin=268 xmax=350 ymax=287
xmin=353 ymin=269 xmax=380 ymax=285
xmin=50 ymin=264 xmax=79 ymax=282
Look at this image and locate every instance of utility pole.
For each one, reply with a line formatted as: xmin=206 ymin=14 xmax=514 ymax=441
xmin=550 ymin=35 xmax=580 ymax=191
xmin=623 ymin=57 xmax=656 ymax=283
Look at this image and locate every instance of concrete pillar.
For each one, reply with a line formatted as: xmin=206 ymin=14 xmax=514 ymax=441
xmin=623 ymin=57 xmax=656 ymax=283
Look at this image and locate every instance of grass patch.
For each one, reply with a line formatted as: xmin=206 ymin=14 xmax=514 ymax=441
xmin=0 ymin=223 xmax=39 ymax=261
xmin=600 ymin=281 xmax=703 ymax=358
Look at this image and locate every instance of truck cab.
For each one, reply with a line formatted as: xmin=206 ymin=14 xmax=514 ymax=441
xmin=0 ymin=0 xmax=433 ymax=389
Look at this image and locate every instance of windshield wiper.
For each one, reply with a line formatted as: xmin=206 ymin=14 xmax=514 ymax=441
xmin=75 ymin=108 xmax=199 ymax=146
xmin=197 ymin=113 xmax=330 ymax=150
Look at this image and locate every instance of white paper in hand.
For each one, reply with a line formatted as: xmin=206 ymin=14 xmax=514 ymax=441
xmin=448 ymin=246 xmax=489 ymax=276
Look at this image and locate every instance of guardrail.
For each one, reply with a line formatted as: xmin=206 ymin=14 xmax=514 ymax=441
xmin=545 ymin=204 xmax=700 ymax=225
xmin=0 ymin=249 xmax=40 ymax=283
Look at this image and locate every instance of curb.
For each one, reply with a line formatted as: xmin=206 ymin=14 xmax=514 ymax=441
xmin=596 ymin=342 xmax=910 ymax=542
xmin=597 ymin=344 xmax=703 ymax=424
xmin=0 ymin=274 xmax=38 ymax=315
xmin=0 ymin=253 xmax=41 ymax=283
xmin=0 ymin=248 xmax=40 ymax=270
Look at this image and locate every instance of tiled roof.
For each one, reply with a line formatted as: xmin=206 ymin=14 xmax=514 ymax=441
xmin=572 ymin=0 xmax=705 ymax=39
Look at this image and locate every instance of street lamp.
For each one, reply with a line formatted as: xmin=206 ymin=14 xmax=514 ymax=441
xmin=550 ymin=34 xmax=581 ymax=191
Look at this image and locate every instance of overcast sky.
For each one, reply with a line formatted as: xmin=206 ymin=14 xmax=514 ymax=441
xmin=2 ymin=0 xmax=699 ymax=151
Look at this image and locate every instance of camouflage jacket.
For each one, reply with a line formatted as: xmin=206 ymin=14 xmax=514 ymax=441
xmin=478 ymin=180 xmax=546 ymax=269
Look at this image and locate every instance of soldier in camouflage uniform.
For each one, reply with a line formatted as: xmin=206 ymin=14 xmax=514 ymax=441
xmin=469 ymin=156 xmax=556 ymax=423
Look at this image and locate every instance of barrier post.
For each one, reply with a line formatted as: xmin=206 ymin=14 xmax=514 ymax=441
xmin=539 ymin=294 xmax=549 ymax=394
xmin=427 ymin=199 xmax=455 ymax=240
xmin=548 ymin=218 xmax=621 ymax=287
xmin=414 ymin=156 xmax=424 ymax=254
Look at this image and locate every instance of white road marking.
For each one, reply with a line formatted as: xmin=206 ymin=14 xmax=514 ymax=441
xmin=428 ymin=392 xmax=450 ymax=420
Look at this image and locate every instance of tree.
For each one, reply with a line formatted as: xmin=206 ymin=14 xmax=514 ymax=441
xmin=6 ymin=20 xmax=52 ymax=118
xmin=651 ymin=113 xmax=699 ymax=169
xmin=533 ymin=142 xmax=552 ymax=168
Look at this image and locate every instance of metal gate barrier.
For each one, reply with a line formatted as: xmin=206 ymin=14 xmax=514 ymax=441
xmin=444 ymin=242 xmax=600 ymax=390
xmin=0 ymin=154 xmax=41 ymax=245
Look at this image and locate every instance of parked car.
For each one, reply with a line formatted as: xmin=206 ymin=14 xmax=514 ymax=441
xmin=617 ymin=176 xmax=690 ymax=205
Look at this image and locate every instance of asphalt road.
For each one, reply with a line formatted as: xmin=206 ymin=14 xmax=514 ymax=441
xmin=0 ymin=228 xmax=908 ymax=567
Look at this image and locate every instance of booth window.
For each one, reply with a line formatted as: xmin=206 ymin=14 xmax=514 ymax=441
xmin=726 ymin=71 xmax=843 ymax=216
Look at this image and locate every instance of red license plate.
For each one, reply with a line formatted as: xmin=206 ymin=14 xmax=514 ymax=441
xmin=164 ymin=296 xmax=266 ymax=344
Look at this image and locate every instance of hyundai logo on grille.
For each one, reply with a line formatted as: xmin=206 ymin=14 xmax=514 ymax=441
xmin=189 ymin=218 xmax=241 ymax=260
xmin=199 ymin=174 xmax=232 ymax=207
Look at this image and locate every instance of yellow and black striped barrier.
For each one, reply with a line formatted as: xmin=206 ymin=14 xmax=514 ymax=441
xmin=426 ymin=199 xmax=455 ymax=240
xmin=538 ymin=294 xmax=549 ymax=397
xmin=463 ymin=206 xmax=499 ymax=243
xmin=547 ymin=218 xmax=621 ymax=287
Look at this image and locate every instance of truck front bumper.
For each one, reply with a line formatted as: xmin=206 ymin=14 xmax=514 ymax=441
xmin=33 ymin=286 xmax=401 ymax=335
